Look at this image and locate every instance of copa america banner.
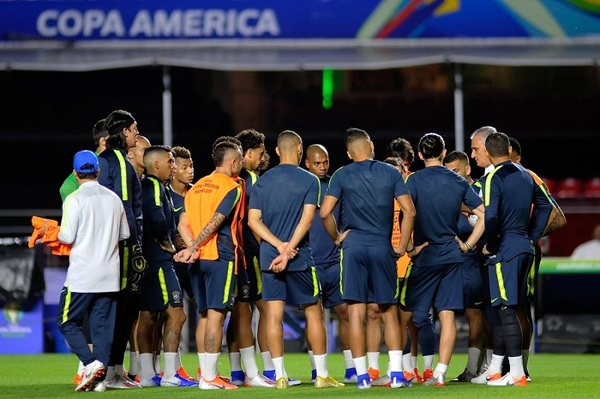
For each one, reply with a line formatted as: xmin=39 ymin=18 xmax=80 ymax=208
xmin=1 ymin=0 xmax=600 ymax=41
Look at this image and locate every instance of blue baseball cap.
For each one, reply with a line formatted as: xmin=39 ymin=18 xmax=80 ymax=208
xmin=73 ymin=150 xmax=99 ymax=173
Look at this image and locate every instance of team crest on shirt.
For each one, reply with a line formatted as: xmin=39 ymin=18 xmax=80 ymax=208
xmin=172 ymin=290 xmax=181 ymax=303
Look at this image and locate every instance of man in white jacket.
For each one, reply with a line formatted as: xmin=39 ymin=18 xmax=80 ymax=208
xmin=55 ymin=150 xmax=130 ymax=392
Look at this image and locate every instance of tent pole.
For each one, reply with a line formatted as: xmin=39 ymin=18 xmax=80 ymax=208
xmin=454 ymin=63 xmax=464 ymax=152
xmin=162 ymin=66 xmax=173 ymax=147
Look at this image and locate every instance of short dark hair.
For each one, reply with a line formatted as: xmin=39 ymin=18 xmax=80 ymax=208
xmin=508 ymin=136 xmax=521 ymax=157
xmin=344 ymin=127 xmax=370 ymax=148
xmin=143 ymin=145 xmax=171 ymax=162
xmin=386 ymin=138 xmax=414 ymax=164
xmin=172 ymin=146 xmax=191 ymax=160
xmin=418 ymin=133 xmax=445 ymax=160
xmin=212 ymin=137 xmax=241 ymax=167
xmin=75 ymin=170 xmax=99 ymax=180
xmin=235 ymin=129 xmax=265 ymax=154
xmin=485 ymin=132 xmax=510 ymax=157
xmin=443 ymin=150 xmax=469 ymax=165
xmin=383 ymin=157 xmax=402 ymax=167
xmin=92 ymin=118 xmax=108 ymax=147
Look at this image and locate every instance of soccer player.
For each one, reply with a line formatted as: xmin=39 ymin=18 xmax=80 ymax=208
xmin=443 ymin=150 xmax=488 ymax=382
xmin=401 ymin=133 xmax=485 ymax=387
xmin=98 ymin=109 xmax=146 ymax=389
xmin=175 ymin=137 xmax=245 ymax=390
xmin=137 ymin=145 xmax=195 ymax=387
xmin=475 ymin=132 xmax=551 ymax=386
xmin=56 ymin=150 xmax=130 ymax=392
xmin=305 ymin=144 xmax=356 ymax=383
xmin=320 ymin=128 xmax=416 ymax=389
xmin=248 ymin=130 xmax=343 ymax=389
xmin=224 ymin=128 xmax=275 ymax=388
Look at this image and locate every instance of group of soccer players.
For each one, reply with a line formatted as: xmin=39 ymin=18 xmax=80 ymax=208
xmin=58 ymin=113 xmax=554 ymax=391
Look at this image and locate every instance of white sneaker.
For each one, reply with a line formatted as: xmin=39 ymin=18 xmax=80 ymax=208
xmin=487 ymin=374 xmax=527 ymax=386
xmin=90 ymin=381 xmax=106 ymax=392
xmin=140 ymin=377 xmax=159 ymax=387
xmin=371 ymin=375 xmax=391 ymax=386
xmin=471 ymin=371 xmax=502 ymax=385
xmin=160 ymin=376 xmax=182 ymax=387
xmin=244 ymin=374 xmax=276 ymax=388
xmin=75 ymin=360 xmax=105 ymax=392
xmin=423 ymin=373 xmax=446 ymax=387
xmin=105 ymin=374 xmax=142 ymax=389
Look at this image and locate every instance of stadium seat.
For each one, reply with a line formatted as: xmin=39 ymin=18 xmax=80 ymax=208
xmin=583 ymin=177 xmax=600 ymax=199
xmin=554 ymin=177 xmax=583 ymax=199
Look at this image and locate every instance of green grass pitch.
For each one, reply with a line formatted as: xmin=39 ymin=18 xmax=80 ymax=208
xmin=1 ymin=352 xmax=599 ymax=398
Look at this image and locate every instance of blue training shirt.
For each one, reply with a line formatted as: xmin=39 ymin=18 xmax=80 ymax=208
xmin=326 ymin=159 xmax=409 ymax=248
xmin=406 ymin=165 xmax=482 ymax=265
xmin=310 ymin=176 xmax=340 ymax=268
xmin=249 ymin=164 xmax=319 ymax=272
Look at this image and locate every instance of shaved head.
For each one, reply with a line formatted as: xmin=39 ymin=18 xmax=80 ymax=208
xmin=277 ymin=130 xmax=302 ymax=151
xmin=306 ymin=144 xmax=328 ymax=158
xmin=305 ymin=144 xmax=330 ymax=179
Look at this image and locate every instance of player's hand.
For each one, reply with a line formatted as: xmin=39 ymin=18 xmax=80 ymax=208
xmin=174 ymin=247 xmax=199 ymax=263
xmin=269 ymin=252 xmax=289 ymax=273
xmin=277 ymin=242 xmax=298 ymax=259
xmin=482 ymin=244 xmax=491 ymax=255
xmin=405 ymin=241 xmax=428 ymax=258
xmin=455 ymin=236 xmax=475 ymax=253
xmin=334 ymin=229 xmax=350 ymax=247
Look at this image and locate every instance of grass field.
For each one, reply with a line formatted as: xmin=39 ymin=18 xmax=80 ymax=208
xmin=1 ymin=352 xmax=599 ymax=398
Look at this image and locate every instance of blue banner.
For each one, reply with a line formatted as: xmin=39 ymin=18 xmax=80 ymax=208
xmin=1 ymin=0 xmax=600 ymax=41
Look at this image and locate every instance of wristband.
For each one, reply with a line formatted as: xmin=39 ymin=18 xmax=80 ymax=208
xmin=406 ymin=246 xmax=415 ymax=253
xmin=465 ymin=241 xmax=473 ymax=251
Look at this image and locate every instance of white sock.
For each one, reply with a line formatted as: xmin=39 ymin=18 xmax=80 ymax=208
xmin=486 ymin=349 xmax=494 ymax=366
xmin=140 ymin=353 xmax=155 ymax=379
xmin=203 ymin=353 xmax=220 ymax=381
xmin=353 ymin=356 xmax=368 ymax=376
xmin=308 ymin=350 xmax=316 ymax=371
xmin=105 ymin=366 xmax=116 ymax=380
xmin=411 ymin=355 xmax=417 ymax=370
xmin=154 ymin=353 xmax=162 ymax=374
xmin=129 ymin=351 xmax=140 ymax=376
xmin=522 ymin=349 xmax=530 ymax=369
xmin=175 ymin=349 xmax=182 ymax=369
xmin=509 ymin=356 xmax=525 ymax=380
xmin=423 ymin=354 xmax=434 ymax=370
xmin=314 ymin=353 xmax=329 ymax=378
xmin=366 ymin=352 xmax=380 ymax=371
xmin=343 ymin=349 xmax=354 ymax=369
xmin=198 ymin=352 xmax=206 ymax=378
xmin=77 ymin=361 xmax=84 ymax=374
xmin=261 ymin=351 xmax=274 ymax=371
xmin=488 ymin=354 xmax=504 ymax=375
xmin=402 ymin=353 xmax=413 ymax=373
xmin=115 ymin=364 xmax=124 ymax=377
xmin=163 ymin=352 xmax=177 ymax=379
xmin=467 ymin=347 xmax=481 ymax=375
xmin=240 ymin=346 xmax=259 ymax=379
xmin=272 ymin=357 xmax=285 ymax=380
xmin=229 ymin=352 xmax=242 ymax=372
xmin=389 ymin=350 xmax=403 ymax=374
xmin=433 ymin=363 xmax=448 ymax=378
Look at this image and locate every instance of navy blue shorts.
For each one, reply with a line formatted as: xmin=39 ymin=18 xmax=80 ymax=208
xmin=174 ymin=261 xmax=195 ymax=300
xmin=236 ymin=252 xmax=263 ymax=302
xmin=189 ymin=258 xmax=236 ymax=312
xmin=140 ymin=261 xmax=184 ymax=311
xmin=261 ymin=267 xmax=320 ymax=307
xmin=315 ymin=262 xmax=343 ymax=309
xmin=340 ymin=245 xmax=398 ymax=305
xmin=487 ymin=253 xmax=534 ymax=307
xmin=401 ymin=262 xmax=463 ymax=312
xmin=462 ymin=255 xmax=485 ymax=309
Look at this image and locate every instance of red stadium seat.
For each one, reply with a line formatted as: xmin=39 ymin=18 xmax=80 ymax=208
xmin=555 ymin=177 xmax=583 ymax=199
xmin=583 ymin=177 xmax=600 ymax=199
